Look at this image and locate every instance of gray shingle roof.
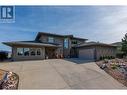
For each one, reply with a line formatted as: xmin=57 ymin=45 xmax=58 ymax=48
xmin=3 ymin=41 xmax=61 ymax=47
xmin=74 ymin=41 xmax=117 ymax=48
xmin=35 ymin=32 xmax=87 ymax=41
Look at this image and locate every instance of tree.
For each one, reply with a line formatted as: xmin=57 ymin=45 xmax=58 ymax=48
xmin=0 ymin=51 xmax=8 ymax=61
xmin=121 ymin=33 xmax=127 ymax=56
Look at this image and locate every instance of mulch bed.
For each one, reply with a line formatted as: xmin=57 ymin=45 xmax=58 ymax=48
xmin=0 ymin=69 xmax=19 ymax=89
xmin=96 ymin=59 xmax=127 ymax=87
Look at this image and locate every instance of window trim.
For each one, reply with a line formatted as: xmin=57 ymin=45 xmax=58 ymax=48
xmin=24 ymin=48 xmax=30 ymax=56
xmin=36 ymin=48 xmax=41 ymax=56
xmin=17 ymin=48 xmax=42 ymax=56
xmin=30 ymin=48 xmax=36 ymax=56
xmin=17 ymin=48 xmax=24 ymax=56
xmin=48 ymin=37 xmax=54 ymax=43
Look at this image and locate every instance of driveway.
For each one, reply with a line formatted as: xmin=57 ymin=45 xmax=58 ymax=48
xmin=0 ymin=59 xmax=126 ymax=89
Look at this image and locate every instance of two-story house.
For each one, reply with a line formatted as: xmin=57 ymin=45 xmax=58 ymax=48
xmin=3 ymin=32 xmax=117 ymax=61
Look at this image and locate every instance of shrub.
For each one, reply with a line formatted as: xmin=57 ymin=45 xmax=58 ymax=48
xmin=111 ymin=64 xmax=117 ymax=69
xmin=100 ymin=56 xmax=103 ymax=60
xmin=99 ymin=56 xmax=115 ymax=60
xmin=0 ymin=51 xmax=8 ymax=61
xmin=116 ymin=53 xmax=124 ymax=58
xmin=104 ymin=59 xmax=108 ymax=63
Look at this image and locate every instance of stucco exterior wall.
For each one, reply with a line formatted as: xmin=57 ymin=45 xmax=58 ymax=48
xmin=12 ymin=46 xmax=45 ymax=61
xmin=39 ymin=35 xmax=47 ymax=43
xmin=39 ymin=34 xmax=86 ymax=58
xmin=95 ymin=46 xmax=116 ymax=60
xmin=39 ymin=35 xmax=64 ymax=56
xmin=78 ymin=45 xmax=117 ymax=61
xmin=39 ymin=35 xmax=63 ymax=45
xmin=54 ymin=37 xmax=64 ymax=55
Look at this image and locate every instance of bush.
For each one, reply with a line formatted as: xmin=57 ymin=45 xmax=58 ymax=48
xmin=100 ymin=56 xmax=103 ymax=60
xmin=116 ymin=53 xmax=124 ymax=58
xmin=111 ymin=64 xmax=117 ymax=69
xmin=104 ymin=59 xmax=108 ymax=63
xmin=0 ymin=51 xmax=8 ymax=61
xmin=99 ymin=56 xmax=115 ymax=60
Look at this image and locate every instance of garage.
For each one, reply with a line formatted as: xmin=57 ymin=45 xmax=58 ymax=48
xmin=76 ymin=42 xmax=117 ymax=61
xmin=78 ymin=48 xmax=95 ymax=60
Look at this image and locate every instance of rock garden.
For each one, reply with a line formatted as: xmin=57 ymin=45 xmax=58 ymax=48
xmin=96 ymin=58 xmax=127 ymax=86
xmin=0 ymin=69 xmax=19 ymax=89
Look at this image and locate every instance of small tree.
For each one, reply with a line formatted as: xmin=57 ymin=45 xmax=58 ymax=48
xmin=121 ymin=33 xmax=127 ymax=56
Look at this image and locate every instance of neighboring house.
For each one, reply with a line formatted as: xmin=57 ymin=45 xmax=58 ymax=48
xmin=3 ymin=32 xmax=117 ymax=61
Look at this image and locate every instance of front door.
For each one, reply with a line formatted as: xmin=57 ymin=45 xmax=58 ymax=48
xmin=45 ymin=47 xmax=56 ymax=59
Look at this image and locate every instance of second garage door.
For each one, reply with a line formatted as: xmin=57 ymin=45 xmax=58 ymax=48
xmin=78 ymin=48 xmax=95 ymax=60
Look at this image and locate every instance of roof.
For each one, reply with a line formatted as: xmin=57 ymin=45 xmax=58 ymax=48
xmin=111 ymin=42 xmax=122 ymax=46
xmin=35 ymin=32 xmax=87 ymax=41
xmin=3 ymin=41 xmax=61 ymax=47
xmin=75 ymin=41 xmax=117 ymax=48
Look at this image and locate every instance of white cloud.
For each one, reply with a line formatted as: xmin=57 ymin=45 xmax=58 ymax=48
xmin=85 ymin=6 xmax=127 ymax=43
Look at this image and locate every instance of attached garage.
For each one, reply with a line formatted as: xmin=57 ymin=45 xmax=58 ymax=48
xmin=76 ymin=42 xmax=117 ymax=61
xmin=78 ymin=48 xmax=95 ymax=60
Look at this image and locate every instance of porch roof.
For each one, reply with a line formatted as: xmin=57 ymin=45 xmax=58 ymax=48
xmin=3 ymin=41 xmax=61 ymax=48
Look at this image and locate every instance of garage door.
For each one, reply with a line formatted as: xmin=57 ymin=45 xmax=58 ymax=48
xmin=79 ymin=48 xmax=95 ymax=60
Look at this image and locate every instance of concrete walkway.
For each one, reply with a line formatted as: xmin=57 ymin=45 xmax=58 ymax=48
xmin=0 ymin=59 xmax=126 ymax=89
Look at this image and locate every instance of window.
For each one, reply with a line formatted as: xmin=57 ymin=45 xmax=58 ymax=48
xmin=37 ymin=48 xmax=41 ymax=55
xmin=71 ymin=40 xmax=78 ymax=44
xmin=30 ymin=48 xmax=36 ymax=56
xmin=64 ymin=38 xmax=69 ymax=49
xmin=24 ymin=48 xmax=30 ymax=56
xmin=17 ymin=48 xmax=23 ymax=56
xmin=17 ymin=48 xmax=41 ymax=56
xmin=48 ymin=37 xmax=54 ymax=43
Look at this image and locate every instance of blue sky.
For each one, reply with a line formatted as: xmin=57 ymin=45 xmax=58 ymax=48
xmin=0 ymin=6 xmax=127 ymax=51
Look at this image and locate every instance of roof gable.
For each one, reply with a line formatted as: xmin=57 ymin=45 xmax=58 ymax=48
xmin=35 ymin=32 xmax=87 ymax=41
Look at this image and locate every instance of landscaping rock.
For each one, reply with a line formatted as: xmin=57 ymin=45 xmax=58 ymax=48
xmin=0 ymin=70 xmax=19 ymax=89
xmin=96 ymin=58 xmax=127 ymax=87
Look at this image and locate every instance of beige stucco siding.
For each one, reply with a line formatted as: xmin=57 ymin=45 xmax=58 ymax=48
xmin=54 ymin=37 xmax=64 ymax=55
xmin=39 ymin=35 xmax=64 ymax=55
xmin=95 ymin=46 xmax=116 ymax=60
xmin=12 ymin=46 xmax=45 ymax=61
xmin=39 ymin=35 xmax=48 ymax=43
xmin=39 ymin=35 xmax=63 ymax=45
xmin=78 ymin=45 xmax=117 ymax=61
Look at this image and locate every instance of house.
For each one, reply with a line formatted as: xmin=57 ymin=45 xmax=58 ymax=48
xmin=3 ymin=32 xmax=117 ymax=61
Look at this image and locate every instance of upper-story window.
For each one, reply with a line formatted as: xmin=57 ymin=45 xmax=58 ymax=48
xmin=71 ymin=40 xmax=78 ymax=45
xmin=48 ymin=37 xmax=54 ymax=43
xmin=64 ymin=38 xmax=69 ymax=49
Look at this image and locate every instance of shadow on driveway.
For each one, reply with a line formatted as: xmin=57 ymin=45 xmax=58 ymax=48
xmin=64 ymin=58 xmax=95 ymax=64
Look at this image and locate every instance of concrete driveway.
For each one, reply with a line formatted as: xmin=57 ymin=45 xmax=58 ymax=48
xmin=0 ymin=59 xmax=126 ymax=89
